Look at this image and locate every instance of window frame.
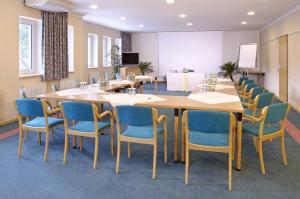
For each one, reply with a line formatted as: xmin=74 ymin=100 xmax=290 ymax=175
xmin=87 ymin=33 xmax=99 ymax=68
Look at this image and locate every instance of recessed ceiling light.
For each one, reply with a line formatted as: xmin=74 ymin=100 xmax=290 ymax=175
xmin=120 ymin=16 xmax=126 ymax=21
xmin=247 ymin=11 xmax=255 ymax=16
xmin=89 ymin=4 xmax=98 ymax=9
xmin=187 ymin=22 xmax=193 ymax=26
xmin=241 ymin=21 xmax=247 ymax=25
xmin=166 ymin=0 xmax=175 ymax=4
xmin=139 ymin=24 xmax=144 ymax=28
xmin=179 ymin=14 xmax=186 ymax=18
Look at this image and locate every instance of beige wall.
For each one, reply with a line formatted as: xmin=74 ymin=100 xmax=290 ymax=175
xmin=260 ymin=8 xmax=300 ymax=111
xmin=0 ymin=0 xmax=120 ymax=122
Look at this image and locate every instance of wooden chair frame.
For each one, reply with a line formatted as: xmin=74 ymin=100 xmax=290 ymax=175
xmin=62 ymin=103 xmax=114 ymax=170
xmin=182 ymin=111 xmax=235 ymax=191
xmin=115 ymin=107 xmax=168 ymax=180
xmin=15 ymin=100 xmax=62 ymax=162
xmin=243 ymin=105 xmax=290 ymax=175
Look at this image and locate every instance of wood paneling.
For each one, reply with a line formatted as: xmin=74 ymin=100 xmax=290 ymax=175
xmin=279 ymin=35 xmax=288 ymax=102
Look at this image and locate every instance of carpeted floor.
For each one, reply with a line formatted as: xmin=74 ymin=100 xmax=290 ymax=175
xmin=0 ymin=83 xmax=300 ymax=199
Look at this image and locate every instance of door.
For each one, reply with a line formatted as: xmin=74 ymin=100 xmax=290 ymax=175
xmin=279 ymin=35 xmax=288 ymax=102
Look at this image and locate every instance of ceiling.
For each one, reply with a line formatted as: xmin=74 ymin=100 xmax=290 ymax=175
xmin=67 ymin=0 xmax=300 ymax=32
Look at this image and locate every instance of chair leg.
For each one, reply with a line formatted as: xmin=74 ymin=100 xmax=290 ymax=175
xmin=228 ymin=150 xmax=233 ymax=191
xmin=258 ymin=141 xmax=266 ymax=175
xmin=63 ymin=134 xmax=69 ymax=164
xmin=164 ymin=127 xmax=168 ymax=164
xmin=280 ymin=135 xmax=288 ymax=166
xmin=93 ymin=136 xmax=99 ymax=170
xmin=253 ymin=137 xmax=258 ymax=153
xmin=116 ymin=139 xmax=121 ymax=174
xmin=152 ymin=143 xmax=157 ymax=180
xmin=72 ymin=135 xmax=77 ymax=148
xmin=79 ymin=136 xmax=83 ymax=152
xmin=18 ymin=128 xmax=23 ymax=158
xmin=110 ymin=125 xmax=114 ymax=155
xmin=185 ymin=144 xmax=189 ymax=185
xmin=43 ymin=131 xmax=50 ymax=162
xmin=181 ymin=124 xmax=186 ymax=162
xmin=128 ymin=142 xmax=131 ymax=159
xmin=23 ymin=130 xmax=27 ymax=141
xmin=37 ymin=132 xmax=41 ymax=145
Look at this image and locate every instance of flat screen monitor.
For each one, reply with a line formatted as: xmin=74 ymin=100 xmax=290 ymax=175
xmin=122 ymin=53 xmax=139 ymax=65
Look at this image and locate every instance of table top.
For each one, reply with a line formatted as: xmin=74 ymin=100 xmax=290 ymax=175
xmin=38 ymin=79 xmax=244 ymax=113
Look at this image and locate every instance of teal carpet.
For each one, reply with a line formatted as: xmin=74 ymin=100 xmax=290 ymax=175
xmin=0 ymin=83 xmax=300 ymax=199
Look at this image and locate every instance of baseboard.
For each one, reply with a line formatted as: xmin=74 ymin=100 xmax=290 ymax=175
xmin=0 ymin=118 xmax=18 ymax=126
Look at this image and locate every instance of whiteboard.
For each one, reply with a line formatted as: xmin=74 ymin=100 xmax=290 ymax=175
xmin=238 ymin=43 xmax=257 ymax=68
xmin=158 ymin=32 xmax=223 ymax=76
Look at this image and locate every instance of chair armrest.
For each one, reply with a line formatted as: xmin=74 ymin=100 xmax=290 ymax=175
xmin=243 ymin=114 xmax=262 ymax=122
xmin=46 ymin=106 xmax=61 ymax=115
xmin=97 ymin=111 xmax=112 ymax=120
xmin=157 ymin=115 xmax=167 ymax=124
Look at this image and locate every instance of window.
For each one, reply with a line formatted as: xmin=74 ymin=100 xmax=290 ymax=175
xmin=103 ymin=36 xmax=111 ymax=67
xmin=19 ymin=17 xmax=41 ymax=75
xmin=68 ymin=25 xmax=74 ymax=72
xmin=88 ymin=33 xmax=98 ymax=68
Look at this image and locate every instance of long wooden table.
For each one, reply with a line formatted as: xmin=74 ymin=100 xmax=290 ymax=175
xmin=38 ymin=80 xmax=245 ymax=170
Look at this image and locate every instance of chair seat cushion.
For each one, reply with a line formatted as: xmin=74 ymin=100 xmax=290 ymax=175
xmin=24 ymin=117 xmax=64 ymax=128
xmin=189 ymin=131 xmax=229 ymax=146
xmin=69 ymin=121 xmax=110 ymax=132
xmin=122 ymin=125 xmax=163 ymax=139
xmin=243 ymin=123 xmax=281 ymax=136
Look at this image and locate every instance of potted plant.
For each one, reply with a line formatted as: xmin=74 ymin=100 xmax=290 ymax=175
xmin=218 ymin=61 xmax=239 ymax=81
xmin=110 ymin=44 xmax=122 ymax=80
xmin=138 ymin=61 xmax=153 ymax=75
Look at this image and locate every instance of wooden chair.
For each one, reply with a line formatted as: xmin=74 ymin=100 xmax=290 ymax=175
xmin=182 ymin=110 xmax=235 ymax=191
xmin=59 ymin=78 xmax=79 ymax=90
xmin=243 ymin=92 xmax=274 ymax=118
xmin=114 ymin=105 xmax=168 ymax=179
xmin=89 ymin=71 xmax=100 ymax=84
xmin=19 ymin=83 xmax=47 ymax=98
xmin=235 ymin=76 xmax=248 ymax=90
xmin=238 ymin=82 xmax=257 ymax=97
xmin=242 ymin=103 xmax=290 ymax=175
xmin=240 ymin=86 xmax=264 ymax=103
xmin=15 ymin=98 xmax=63 ymax=161
xmin=62 ymin=101 xmax=114 ymax=169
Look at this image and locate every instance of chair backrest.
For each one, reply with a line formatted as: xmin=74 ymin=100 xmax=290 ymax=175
xmin=265 ymin=103 xmax=289 ymax=123
xmin=239 ymin=76 xmax=248 ymax=84
xmin=20 ymin=83 xmax=47 ymax=98
xmin=251 ymin=87 xmax=264 ymax=100
xmin=60 ymin=79 xmax=79 ymax=90
xmin=51 ymin=84 xmax=59 ymax=92
xmin=257 ymin=92 xmax=274 ymax=109
xmin=116 ymin=105 xmax=153 ymax=126
xmin=62 ymin=101 xmax=95 ymax=121
xmin=187 ymin=110 xmax=230 ymax=134
xmin=245 ymin=83 xmax=257 ymax=92
xmin=15 ymin=98 xmax=44 ymax=117
xmin=89 ymin=71 xmax=100 ymax=84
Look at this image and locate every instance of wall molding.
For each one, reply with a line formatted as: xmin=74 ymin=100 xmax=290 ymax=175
xmin=0 ymin=118 xmax=18 ymax=126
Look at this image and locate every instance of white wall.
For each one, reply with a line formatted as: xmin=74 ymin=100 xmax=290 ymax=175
xmin=132 ymin=31 xmax=260 ymax=77
xmin=132 ymin=33 xmax=159 ymax=76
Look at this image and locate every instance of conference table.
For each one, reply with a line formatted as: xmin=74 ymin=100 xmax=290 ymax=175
xmin=37 ymin=79 xmax=245 ymax=170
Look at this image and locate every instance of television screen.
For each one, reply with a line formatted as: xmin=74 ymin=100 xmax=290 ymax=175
xmin=122 ymin=53 xmax=139 ymax=65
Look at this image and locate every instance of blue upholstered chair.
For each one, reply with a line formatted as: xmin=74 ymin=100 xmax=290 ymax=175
xmin=182 ymin=110 xmax=235 ymax=191
xmin=242 ymin=92 xmax=274 ymax=118
xmin=62 ymin=101 xmax=114 ymax=170
xmin=242 ymin=103 xmax=290 ymax=175
xmin=115 ymin=105 xmax=168 ymax=179
xmin=19 ymin=87 xmax=27 ymax=98
xmin=15 ymin=98 xmax=63 ymax=161
xmin=51 ymin=84 xmax=59 ymax=92
xmin=240 ymin=86 xmax=264 ymax=103
xmin=239 ymin=82 xmax=257 ymax=97
xmin=236 ymin=76 xmax=248 ymax=90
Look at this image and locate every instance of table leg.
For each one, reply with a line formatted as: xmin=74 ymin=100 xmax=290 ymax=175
xmin=181 ymin=109 xmax=186 ymax=163
xmin=236 ymin=113 xmax=243 ymax=171
xmin=154 ymin=77 xmax=158 ymax=93
xmin=174 ymin=108 xmax=179 ymax=162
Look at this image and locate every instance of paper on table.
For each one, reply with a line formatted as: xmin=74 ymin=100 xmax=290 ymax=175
xmin=109 ymin=80 xmax=134 ymax=86
xmin=215 ymin=84 xmax=234 ymax=90
xmin=188 ymin=92 xmax=240 ymax=104
xmin=56 ymin=86 xmax=105 ymax=96
xmin=102 ymin=94 xmax=167 ymax=107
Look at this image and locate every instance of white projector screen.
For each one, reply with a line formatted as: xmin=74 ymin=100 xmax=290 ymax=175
xmin=238 ymin=43 xmax=257 ymax=68
xmin=158 ymin=32 xmax=223 ymax=76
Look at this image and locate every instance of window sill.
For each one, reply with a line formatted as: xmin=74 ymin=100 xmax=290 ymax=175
xmin=19 ymin=73 xmax=42 ymax=78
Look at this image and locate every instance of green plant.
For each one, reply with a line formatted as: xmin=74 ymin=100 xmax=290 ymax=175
xmin=218 ymin=61 xmax=239 ymax=81
xmin=138 ymin=62 xmax=153 ymax=75
xmin=110 ymin=44 xmax=121 ymax=78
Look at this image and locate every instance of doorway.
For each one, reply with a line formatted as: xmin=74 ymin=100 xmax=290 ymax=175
xmin=279 ymin=35 xmax=288 ymax=102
